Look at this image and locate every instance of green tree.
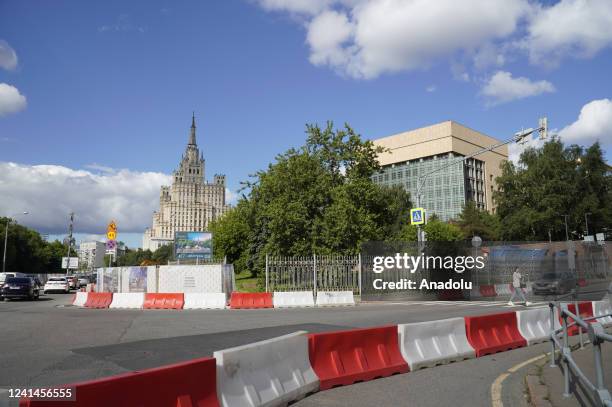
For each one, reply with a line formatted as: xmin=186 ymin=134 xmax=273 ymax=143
xmin=212 ymin=122 xmax=412 ymax=277
xmin=494 ymin=139 xmax=611 ymax=240
xmin=152 ymin=244 xmax=174 ymax=264
xmin=456 ymin=201 xmax=501 ymax=240
xmin=0 ymin=218 xmax=75 ymax=274
xmin=397 ymin=218 xmax=463 ymax=242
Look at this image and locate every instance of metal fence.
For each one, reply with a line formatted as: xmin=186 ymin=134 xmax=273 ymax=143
xmin=265 ymin=254 xmax=360 ymax=294
xmin=550 ymin=287 xmax=612 ymax=406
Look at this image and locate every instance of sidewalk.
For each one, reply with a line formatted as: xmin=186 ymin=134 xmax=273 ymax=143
xmin=528 ymin=335 xmax=612 ymax=407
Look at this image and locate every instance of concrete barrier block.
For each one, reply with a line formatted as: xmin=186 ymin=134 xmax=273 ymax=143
xmin=73 ymin=292 xmax=88 ymax=307
xmin=273 ymin=291 xmax=315 ymax=308
xmin=516 ymin=307 xmax=561 ymax=345
xmin=398 ymin=317 xmax=475 ymax=370
xmin=214 ymin=331 xmax=319 ymax=407
xmin=315 ymin=291 xmax=355 ymax=306
xmin=592 ymin=300 xmax=612 ymax=326
xmin=109 ymin=293 xmax=145 ymax=309
xmin=184 ymin=293 xmax=226 ymax=309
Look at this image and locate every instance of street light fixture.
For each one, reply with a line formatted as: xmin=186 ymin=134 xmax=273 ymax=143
xmin=414 ymin=117 xmax=549 ymax=243
xmin=2 ymin=211 xmax=29 ymax=274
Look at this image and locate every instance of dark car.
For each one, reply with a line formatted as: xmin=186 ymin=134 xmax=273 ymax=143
xmin=1 ymin=277 xmax=40 ymax=301
xmin=532 ymin=272 xmax=577 ymax=296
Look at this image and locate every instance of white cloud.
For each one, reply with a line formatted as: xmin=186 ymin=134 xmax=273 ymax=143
xmin=261 ymin=0 xmax=530 ymax=79
xmin=0 ymin=40 xmax=18 ymax=70
xmin=508 ymin=134 xmax=545 ymax=164
xmin=0 ymin=162 xmax=171 ymax=233
xmin=425 ymin=85 xmax=436 ymax=93
xmin=526 ymin=0 xmax=612 ymax=66
xmin=0 ymin=83 xmax=27 ymax=116
xmin=307 ymin=10 xmax=354 ymax=68
xmin=481 ymin=70 xmax=554 ymax=105
xmin=558 ymin=99 xmax=612 ymax=147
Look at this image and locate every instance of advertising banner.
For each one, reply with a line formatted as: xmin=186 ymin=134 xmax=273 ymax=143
xmin=174 ymin=231 xmax=213 ymax=260
xmin=128 ymin=266 xmax=148 ymax=292
xmin=102 ymin=268 xmax=119 ymax=293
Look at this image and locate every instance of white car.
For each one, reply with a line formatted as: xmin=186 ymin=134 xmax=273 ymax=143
xmin=44 ymin=277 xmax=70 ymax=294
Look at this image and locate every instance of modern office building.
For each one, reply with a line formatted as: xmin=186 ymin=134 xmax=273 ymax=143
xmin=142 ymin=115 xmax=230 ymax=251
xmin=371 ymin=121 xmax=508 ymax=221
xmin=78 ymin=241 xmax=106 ymax=269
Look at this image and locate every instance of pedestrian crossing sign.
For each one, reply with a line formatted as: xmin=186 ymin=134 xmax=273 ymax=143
xmin=410 ymin=208 xmax=425 ymax=225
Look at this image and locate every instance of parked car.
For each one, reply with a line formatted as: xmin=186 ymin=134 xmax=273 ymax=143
xmin=43 ymin=277 xmax=70 ymax=294
xmin=532 ymin=272 xmax=577 ymax=295
xmin=65 ymin=276 xmax=78 ymax=290
xmin=0 ymin=272 xmax=26 ymax=291
xmin=1 ymin=277 xmax=40 ymax=301
xmin=77 ymin=277 xmax=89 ymax=288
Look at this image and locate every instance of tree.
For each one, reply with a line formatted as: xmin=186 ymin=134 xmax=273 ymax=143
xmin=0 ymin=217 xmax=74 ymax=274
xmin=456 ymin=201 xmax=501 ymax=241
xmin=397 ymin=218 xmax=463 ymax=242
xmin=494 ymin=138 xmax=611 ymax=240
xmin=211 ymin=122 xmax=412 ymax=277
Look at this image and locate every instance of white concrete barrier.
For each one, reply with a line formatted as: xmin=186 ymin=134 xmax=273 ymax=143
xmin=495 ymin=284 xmax=512 ymax=296
xmin=183 ymin=293 xmax=226 ymax=309
xmin=73 ymin=292 xmax=88 ymax=307
xmin=398 ymin=317 xmax=475 ymax=370
xmin=315 ymin=291 xmax=355 ymax=306
xmin=214 ymin=331 xmax=319 ymax=407
xmin=109 ymin=293 xmax=145 ymax=309
xmin=273 ymin=291 xmax=315 ymax=308
xmin=516 ymin=307 xmax=560 ymax=345
xmin=592 ymin=300 xmax=612 ymax=325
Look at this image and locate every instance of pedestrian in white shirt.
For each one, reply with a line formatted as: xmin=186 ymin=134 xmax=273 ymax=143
xmin=508 ymin=267 xmax=531 ymax=306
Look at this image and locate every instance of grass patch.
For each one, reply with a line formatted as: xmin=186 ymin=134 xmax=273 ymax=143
xmin=235 ymin=270 xmax=260 ymax=293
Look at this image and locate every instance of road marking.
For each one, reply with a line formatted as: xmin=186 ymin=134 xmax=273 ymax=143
xmin=490 ymin=354 xmax=548 ymax=407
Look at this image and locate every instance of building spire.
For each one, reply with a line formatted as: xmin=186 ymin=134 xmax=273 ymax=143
xmin=188 ymin=112 xmax=196 ymax=146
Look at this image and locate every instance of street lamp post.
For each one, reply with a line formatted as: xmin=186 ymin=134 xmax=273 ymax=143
xmin=414 ymin=118 xmax=548 ymax=243
xmin=2 ymin=212 xmax=29 ymax=274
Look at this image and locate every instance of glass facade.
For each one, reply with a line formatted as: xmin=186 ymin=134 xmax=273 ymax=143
xmin=371 ymin=152 xmax=486 ymax=221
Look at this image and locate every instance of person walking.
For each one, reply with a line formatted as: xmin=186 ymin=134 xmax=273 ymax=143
xmin=508 ymin=267 xmax=531 ymax=306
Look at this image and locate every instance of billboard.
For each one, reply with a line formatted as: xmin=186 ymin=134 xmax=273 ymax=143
xmin=174 ymin=231 xmax=213 ymax=260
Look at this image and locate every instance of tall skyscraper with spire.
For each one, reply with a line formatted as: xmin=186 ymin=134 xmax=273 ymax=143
xmin=142 ymin=114 xmax=230 ymax=251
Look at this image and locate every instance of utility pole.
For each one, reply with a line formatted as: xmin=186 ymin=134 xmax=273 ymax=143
xmin=65 ymin=212 xmax=74 ymax=274
xmin=562 ymin=215 xmax=570 ymax=241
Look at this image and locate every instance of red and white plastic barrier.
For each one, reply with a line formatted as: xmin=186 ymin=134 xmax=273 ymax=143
xmin=109 ymin=293 xmax=145 ymax=309
xmin=214 ymin=331 xmax=318 ymax=407
xmin=183 ymin=293 xmax=227 ymax=309
xmin=273 ymin=291 xmax=315 ymax=308
xmin=398 ymin=317 xmax=475 ymax=370
xmin=315 ymin=291 xmax=355 ymax=306
xmin=25 ymin=303 xmax=573 ymax=406
xmin=73 ymin=292 xmax=88 ymax=307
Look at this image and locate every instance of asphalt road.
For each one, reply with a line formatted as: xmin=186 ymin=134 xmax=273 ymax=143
xmin=0 ymin=292 xmax=589 ymax=406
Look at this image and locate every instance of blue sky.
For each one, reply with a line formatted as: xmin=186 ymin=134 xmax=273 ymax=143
xmin=1 ymin=0 xmax=611 ymax=248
